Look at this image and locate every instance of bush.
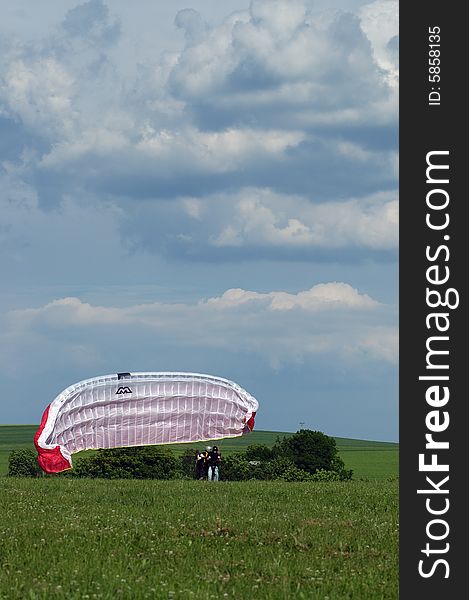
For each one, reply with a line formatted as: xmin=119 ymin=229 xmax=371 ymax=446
xmin=179 ymin=448 xmax=199 ymax=479
xmin=251 ymin=456 xmax=295 ymax=480
xmin=73 ymin=446 xmax=178 ymax=479
xmin=309 ymin=469 xmax=342 ymax=482
xmin=330 ymin=456 xmax=353 ymax=481
xmin=222 ymin=454 xmax=314 ymax=482
xmin=244 ymin=444 xmax=274 ymax=462
xmin=8 ymin=448 xmax=42 ymax=477
xmin=221 ymin=453 xmax=252 ymax=481
xmin=277 ymin=465 xmax=314 ymax=482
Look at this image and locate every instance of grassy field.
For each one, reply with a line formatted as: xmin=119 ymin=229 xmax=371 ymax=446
xmin=0 ymin=427 xmax=399 ymax=598
xmin=0 ymin=478 xmax=398 ymax=600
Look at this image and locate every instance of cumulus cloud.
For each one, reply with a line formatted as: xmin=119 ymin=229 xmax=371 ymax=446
xmin=40 ymin=126 xmax=305 ymax=176
xmin=1 ymin=1 xmax=397 ymax=179
xmin=0 ymin=56 xmax=76 ymax=140
xmin=0 ymin=0 xmax=121 ymax=141
xmin=170 ymin=0 xmax=398 ymax=129
xmin=0 ymin=0 xmax=398 ymax=266
xmin=210 ymin=188 xmax=398 ymax=250
xmin=123 ymin=187 xmax=398 ymax=259
xmin=5 ymin=282 xmax=396 ymax=377
xmin=204 ymin=283 xmax=379 ymax=310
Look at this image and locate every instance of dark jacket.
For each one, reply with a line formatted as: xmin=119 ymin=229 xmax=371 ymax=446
xmin=207 ymin=450 xmax=221 ymax=467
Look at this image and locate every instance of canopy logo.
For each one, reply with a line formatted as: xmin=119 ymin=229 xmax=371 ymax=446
xmin=116 ymin=386 xmax=132 ymax=395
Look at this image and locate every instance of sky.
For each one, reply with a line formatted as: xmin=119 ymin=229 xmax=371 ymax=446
xmin=0 ymin=0 xmax=398 ymax=441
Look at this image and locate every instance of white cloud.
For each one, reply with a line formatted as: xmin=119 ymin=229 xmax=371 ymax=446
xmin=250 ymin=0 xmax=307 ymax=37
xmin=161 ymin=187 xmax=398 ymax=254
xmin=1 ymin=0 xmax=397 ymax=240
xmin=169 ymin=0 xmax=398 ymax=128
xmin=5 ymin=283 xmax=396 ymax=376
xmin=204 ymin=282 xmax=379 ymax=310
xmin=0 ymin=1 xmax=123 ymax=141
xmin=1 ymin=0 xmax=398 ymax=156
xmin=0 ymin=57 xmax=77 ymax=139
xmin=231 ymin=190 xmax=397 ymax=250
xmin=359 ymin=0 xmax=398 ymax=86
xmin=358 ymin=326 xmax=398 ymax=363
xmin=42 ymin=125 xmax=303 ymax=171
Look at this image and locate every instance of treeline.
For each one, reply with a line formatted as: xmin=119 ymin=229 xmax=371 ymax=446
xmin=219 ymin=430 xmax=352 ymax=481
xmin=8 ymin=430 xmax=352 ymax=481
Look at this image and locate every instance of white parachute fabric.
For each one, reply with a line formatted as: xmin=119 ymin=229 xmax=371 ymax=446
xmin=35 ymin=372 xmax=259 ymax=473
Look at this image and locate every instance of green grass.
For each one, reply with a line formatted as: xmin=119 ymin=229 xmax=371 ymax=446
xmin=0 ymin=426 xmax=399 ymax=479
xmin=0 ymin=426 xmax=39 ymax=477
xmin=340 ymin=450 xmax=398 ymax=480
xmin=0 ymin=478 xmax=398 ymax=600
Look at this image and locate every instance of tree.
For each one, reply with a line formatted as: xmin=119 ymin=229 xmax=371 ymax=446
xmin=274 ymin=429 xmax=351 ymax=477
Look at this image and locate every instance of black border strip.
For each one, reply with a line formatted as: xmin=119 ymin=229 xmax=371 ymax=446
xmin=400 ymin=2 xmax=464 ymax=597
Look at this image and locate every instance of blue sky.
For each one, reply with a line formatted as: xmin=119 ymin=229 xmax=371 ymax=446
xmin=0 ymin=0 xmax=398 ymax=441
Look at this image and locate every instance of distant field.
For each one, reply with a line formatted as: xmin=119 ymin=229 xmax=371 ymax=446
xmin=0 ymin=478 xmax=398 ymax=600
xmin=0 ymin=425 xmax=398 ymax=479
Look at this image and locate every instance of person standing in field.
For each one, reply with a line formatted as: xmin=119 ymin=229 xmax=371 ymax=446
xmin=195 ymin=449 xmax=208 ymax=480
xmin=207 ymin=445 xmax=221 ymax=481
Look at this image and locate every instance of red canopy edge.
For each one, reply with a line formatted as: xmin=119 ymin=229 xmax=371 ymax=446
xmin=244 ymin=411 xmax=256 ymax=433
xmin=34 ymin=404 xmax=72 ymax=474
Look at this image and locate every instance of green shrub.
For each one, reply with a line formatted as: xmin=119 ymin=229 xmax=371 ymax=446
xmin=222 ymin=454 xmax=294 ymax=481
xmin=73 ymin=446 xmax=178 ymax=479
xmin=330 ymin=456 xmax=353 ymax=481
xmin=251 ymin=456 xmax=295 ymax=480
xmin=277 ymin=465 xmax=314 ymax=482
xmin=244 ymin=444 xmax=274 ymax=462
xmin=221 ymin=453 xmax=252 ymax=481
xmin=309 ymin=469 xmax=342 ymax=481
xmin=179 ymin=448 xmax=199 ymax=479
xmin=8 ymin=448 xmax=42 ymax=477
xmin=205 ymin=446 xmax=354 ymax=482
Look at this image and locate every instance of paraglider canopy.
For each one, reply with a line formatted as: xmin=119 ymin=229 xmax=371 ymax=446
xmin=34 ymin=372 xmax=258 ymax=473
